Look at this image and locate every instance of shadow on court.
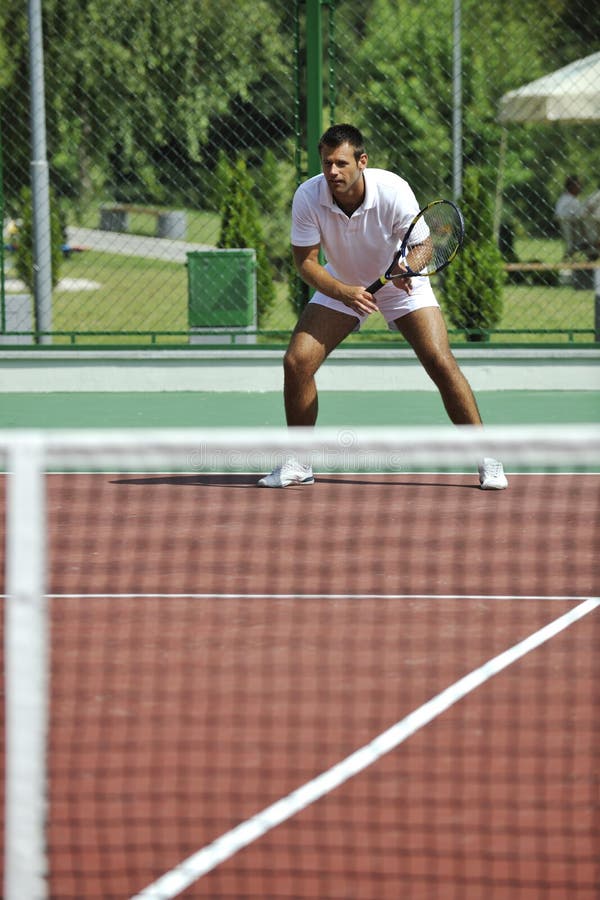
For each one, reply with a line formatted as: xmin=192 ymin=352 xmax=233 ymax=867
xmin=110 ymin=474 xmax=481 ymax=490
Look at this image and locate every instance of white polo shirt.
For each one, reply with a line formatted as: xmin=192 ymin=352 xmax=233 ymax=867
xmin=291 ymin=167 xmax=421 ymax=299
xmin=555 ymin=192 xmax=582 ymax=220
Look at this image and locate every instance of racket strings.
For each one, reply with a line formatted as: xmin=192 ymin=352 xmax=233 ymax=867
xmin=373 ymin=200 xmax=464 ymax=289
xmin=406 ymin=203 xmax=463 ymax=274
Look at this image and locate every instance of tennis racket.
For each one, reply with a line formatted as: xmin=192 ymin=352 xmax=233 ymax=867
xmin=366 ymin=199 xmax=464 ymax=294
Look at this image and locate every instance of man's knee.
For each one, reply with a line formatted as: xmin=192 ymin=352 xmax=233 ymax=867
xmin=421 ymin=348 xmax=461 ymax=384
xmin=284 ymin=345 xmax=317 ymax=381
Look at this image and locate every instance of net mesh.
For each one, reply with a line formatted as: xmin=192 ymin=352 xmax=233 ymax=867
xmin=2 ymin=426 xmax=599 ymax=900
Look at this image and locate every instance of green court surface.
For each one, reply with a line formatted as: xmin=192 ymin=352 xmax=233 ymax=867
xmin=0 ymin=390 xmax=598 ymax=429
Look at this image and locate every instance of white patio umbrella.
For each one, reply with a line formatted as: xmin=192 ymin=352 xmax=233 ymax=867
xmin=498 ymin=51 xmax=600 ymax=124
xmin=494 ymin=53 xmax=600 ymax=239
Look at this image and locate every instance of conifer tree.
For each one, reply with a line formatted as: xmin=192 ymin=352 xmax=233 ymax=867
xmin=442 ymin=168 xmax=504 ymax=341
xmin=219 ymin=157 xmax=276 ymax=324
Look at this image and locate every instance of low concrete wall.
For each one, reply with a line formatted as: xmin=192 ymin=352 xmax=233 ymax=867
xmin=0 ymin=347 xmax=598 ymax=392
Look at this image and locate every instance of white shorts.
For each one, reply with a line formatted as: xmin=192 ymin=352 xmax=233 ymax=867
xmin=309 ymin=278 xmax=439 ymax=331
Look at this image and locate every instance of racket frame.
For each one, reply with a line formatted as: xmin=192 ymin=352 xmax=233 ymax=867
xmin=366 ymin=199 xmax=464 ymax=294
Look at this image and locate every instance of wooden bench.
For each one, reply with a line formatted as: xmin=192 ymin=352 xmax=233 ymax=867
xmin=99 ymin=204 xmax=187 ymax=239
xmin=504 ymin=261 xmax=600 ymax=291
xmin=504 ymin=262 xmax=600 ymax=272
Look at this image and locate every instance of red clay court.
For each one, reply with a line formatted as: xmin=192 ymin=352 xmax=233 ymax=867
xmin=1 ymin=429 xmax=599 ymax=899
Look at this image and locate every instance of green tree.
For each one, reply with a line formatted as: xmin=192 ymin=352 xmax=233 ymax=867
xmin=15 ymin=187 xmax=63 ymax=295
xmin=334 ymin=0 xmax=598 ymax=232
xmin=0 ymin=0 xmax=293 ymax=207
xmin=218 ymin=157 xmax=276 ymax=325
xmin=442 ymin=168 xmax=504 ymax=340
xmin=255 ymin=149 xmax=297 ymax=271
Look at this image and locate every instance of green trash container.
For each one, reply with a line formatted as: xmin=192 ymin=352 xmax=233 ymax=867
xmin=187 ymin=249 xmax=257 ymax=344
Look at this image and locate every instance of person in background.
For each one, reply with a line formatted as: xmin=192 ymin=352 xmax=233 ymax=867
xmin=554 ymin=175 xmax=584 ymax=258
xmin=582 ymin=187 xmax=600 ymax=257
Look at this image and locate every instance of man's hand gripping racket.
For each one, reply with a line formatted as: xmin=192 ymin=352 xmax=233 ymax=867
xmin=366 ymin=199 xmax=465 ymax=295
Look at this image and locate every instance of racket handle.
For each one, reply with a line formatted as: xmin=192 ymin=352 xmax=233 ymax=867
xmin=366 ymin=251 xmax=408 ymax=294
xmin=366 ymin=276 xmax=386 ymax=294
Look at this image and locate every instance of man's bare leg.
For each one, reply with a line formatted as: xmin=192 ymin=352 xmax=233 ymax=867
xmin=396 ymin=306 xmax=507 ymax=488
xmin=395 ymin=306 xmax=482 ymax=425
xmin=257 ymin=304 xmax=358 ymax=486
xmin=283 ymin=303 xmax=358 ymax=426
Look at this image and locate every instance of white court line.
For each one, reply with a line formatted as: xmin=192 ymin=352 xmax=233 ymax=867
xmin=15 ymin=592 xmax=595 ymax=601
xmin=129 ymin=597 xmax=599 ymax=900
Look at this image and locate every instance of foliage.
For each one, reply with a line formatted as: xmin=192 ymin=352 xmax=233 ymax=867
xmin=14 ymin=187 xmax=63 ymax=296
xmin=218 ymin=157 xmax=276 ymax=324
xmin=254 ymin=148 xmax=297 ymax=272
xmin=0 ymin=0 xmax=597 ymax=342
xmin=442 ymin=168 xmax=505 ymax=340
xmin=1 ymin=0 xmax=292 ymax=206
xmin=1 ymin=0 xmax=597 ymax=220
xmin=336 ymin=0 xmax=598 ymax=231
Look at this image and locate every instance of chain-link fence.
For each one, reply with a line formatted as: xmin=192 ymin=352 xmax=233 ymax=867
xmin=1 ymin=1 xmax=599 ymax=345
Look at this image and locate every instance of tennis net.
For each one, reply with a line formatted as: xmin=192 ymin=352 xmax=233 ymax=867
xmin=2 ymin=425 xmax=599 ymax=899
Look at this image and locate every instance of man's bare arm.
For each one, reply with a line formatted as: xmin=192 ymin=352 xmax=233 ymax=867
xmin=292 ymin=244 xmax=379 ymax=315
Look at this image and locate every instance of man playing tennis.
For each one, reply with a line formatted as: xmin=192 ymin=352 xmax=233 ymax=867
xmin=258 ymin=124 xmax=507 ymax=490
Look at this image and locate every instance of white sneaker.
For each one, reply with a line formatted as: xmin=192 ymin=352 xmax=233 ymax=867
xmin=478 ymin=457 xmax=508 ymax=490
xmin=257 ymin=458 xmax=315 ymax=488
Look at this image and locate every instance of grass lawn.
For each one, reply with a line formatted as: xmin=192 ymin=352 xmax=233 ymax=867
xmin=18 ymin=211 xmax=594 ymax=345
xmin=50 ymin=249 xmax=596 ymax=344
xmin=52 ymin=251 xmax=189 ymax=343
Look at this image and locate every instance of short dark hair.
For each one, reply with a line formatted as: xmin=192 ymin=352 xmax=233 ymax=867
xmin=565 ymin=175 xmax=581 ymax=192
xmin=318 ymin=124 xmax=366 ymax=160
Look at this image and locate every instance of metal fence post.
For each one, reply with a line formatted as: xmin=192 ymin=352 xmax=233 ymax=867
xmin=28 ymin=0 xmax=53 ymax=343
xmin=305 ymin=0 xmax=323 ymax=178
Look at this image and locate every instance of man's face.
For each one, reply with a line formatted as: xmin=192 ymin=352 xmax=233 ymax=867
xmin=320 ymin=141 xmax=367 ymax=199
